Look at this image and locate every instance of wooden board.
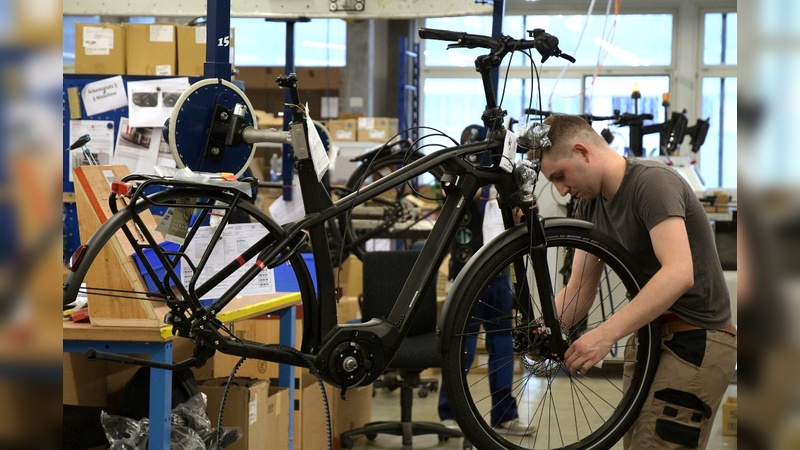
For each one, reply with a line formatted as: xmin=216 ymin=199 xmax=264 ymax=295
xmin=73 ymin=165 xmax=162 ymax=327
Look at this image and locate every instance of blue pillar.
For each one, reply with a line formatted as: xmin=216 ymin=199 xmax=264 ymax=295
xmin=490 ymin=0 xmax=506 ymax=100
xmin=282 ymin=21 xmax=297 ymax=200
xmin=204 ymin=0 xmax=233 ymax=80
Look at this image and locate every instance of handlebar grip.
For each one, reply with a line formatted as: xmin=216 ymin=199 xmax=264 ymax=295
xmin=419 ymin=27 xmax=464 ymax=42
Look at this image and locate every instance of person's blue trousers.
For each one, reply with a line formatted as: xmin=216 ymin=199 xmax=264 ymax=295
xmin=439 ymin=275 xmax=519 ymax=426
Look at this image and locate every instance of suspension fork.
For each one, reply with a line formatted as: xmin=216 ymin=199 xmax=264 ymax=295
xmin=518 ymin=203 xmax=570 ymax=359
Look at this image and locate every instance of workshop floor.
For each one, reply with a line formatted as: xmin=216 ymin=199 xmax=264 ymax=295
xmin=345 ymin=373 xmax=737 ymax=449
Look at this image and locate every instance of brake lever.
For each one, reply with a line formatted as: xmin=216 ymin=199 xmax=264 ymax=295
xmin=558 ymin=52 xmax=576 ymax=63
xmin=447 ymin=42 xmax=470 ymax=50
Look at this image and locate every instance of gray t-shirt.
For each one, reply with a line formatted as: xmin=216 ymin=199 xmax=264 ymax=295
xmin=575 ymin=158 xmax=731 ymax=328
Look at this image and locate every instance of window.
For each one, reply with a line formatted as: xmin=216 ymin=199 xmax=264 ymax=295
xmin=422 ymin=77 xmax=581 ymax=149
xmin=699 ymin=77 xmax=737 ymax=188
xmin=423 ymin=16 xmax=525 ymax=67
xmin=700 ymin=12 xmax=737 ymax=189
xmin=524 ymin=14 xmax=673 ymax=68
xmin=232 ymin=18 xmax=346 ymax=67
xmin=703 ymin=12 xmax=737 ymax=65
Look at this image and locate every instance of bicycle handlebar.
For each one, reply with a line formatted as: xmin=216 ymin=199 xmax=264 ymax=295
xmin=418 ymin=27 xmax=575 ymax=64
xmin=525 ymin=108 xmax=619 ymax=123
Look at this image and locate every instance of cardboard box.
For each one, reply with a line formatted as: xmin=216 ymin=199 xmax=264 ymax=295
xmin=201 ymin=378 xmax=287 ymax=450
xmin=265 ymin=387 xmax=290 ymax=449
xmin=75 ymin=23 xmax=126 ymax=74
xmin=327 ymin=119 xmax=357 ymax=142
xmin=125 ymin=23 xmax=177 ymax=76
xmin=337 ymin=296 xmax=362 ymax=324
xmin=721 ymin=395 xmax=737 ymax=436
xmin=176 ymin=24 xmax=206 ymax=76
xmin=192 ymin=316 xmax=303 ymax=381
xmin=296 ymin=371 xmax=373 ymax=449
xmin=357 ymin=117 xmax=399 ymax=143
xmin=340 ymin=255 xmax=363 ymax=297
xmin=176 ymin=25 xmax=236 ymax=76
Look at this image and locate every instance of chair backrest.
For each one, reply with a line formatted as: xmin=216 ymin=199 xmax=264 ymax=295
xmin=361 ymin=250 xmax=437 ymax=338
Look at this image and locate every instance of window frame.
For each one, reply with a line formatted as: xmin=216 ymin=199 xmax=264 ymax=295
xmin=696 ymin=7 xmax=738 ymax=189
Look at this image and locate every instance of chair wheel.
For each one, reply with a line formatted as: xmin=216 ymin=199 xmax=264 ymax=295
xmin=341 ymin=437 xmax=354 ymax=448
xmin=438 ymin=434 xmax=449 ymax=442
xmin=431 ymin=381 xmax=439 ymax=392
xmin=418 ymin=387 xmax=429 ymax=398
xmin=366 ymin=433 xmax=377 ymax=441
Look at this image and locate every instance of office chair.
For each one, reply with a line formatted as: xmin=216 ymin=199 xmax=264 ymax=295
xmin=339 ymin=250 xmax=463 ymax=449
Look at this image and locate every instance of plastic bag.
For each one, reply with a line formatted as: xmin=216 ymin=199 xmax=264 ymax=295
xmin=100 ymin=411 xmax=148 ymax=449
xmin=101 ymin=392 xmax=241 ymax=449
xmin=517 ymin=122 xmax=551 ymax=156
xmin=172 ymin=393 xmax=212 ymax=434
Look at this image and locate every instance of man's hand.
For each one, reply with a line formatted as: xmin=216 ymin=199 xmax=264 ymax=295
xmin=564 ymin=327 xmax=614 ymax=375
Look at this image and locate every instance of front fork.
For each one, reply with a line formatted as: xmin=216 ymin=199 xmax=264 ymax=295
xmin=503 ymin=196 xmax=570 ymax=362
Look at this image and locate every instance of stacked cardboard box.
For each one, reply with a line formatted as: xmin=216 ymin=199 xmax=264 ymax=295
xmin=125 ymin=23 xmax=177 ymax=75
xmin=721 ymin=395 xmax=737 ymax=436
xmin=200 ymin=378 xmax=289 ymax=450
xmin=74 ymin=22 xmax=235 ymax=76
xmin=326 ymin=119 xmax=358 ymax=141
xmin=357 ymin=117 xmax=399 ymax=143
xmin=75 ymin=23 xmax=126 ymax=74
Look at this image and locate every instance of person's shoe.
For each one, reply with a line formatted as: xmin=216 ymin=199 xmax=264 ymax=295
xmin=441 ymin=419 xmax=461 ymax=431
xmin=494 ymin=418 xmax=536 ymax=436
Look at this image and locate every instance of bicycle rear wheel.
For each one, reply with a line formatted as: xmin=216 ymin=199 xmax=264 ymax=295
xmin=63 ymin=187 xmax=316 ymax=326
xmin=439 ymin=221 xmax=659 ymax=450
xmin=340 ymin=152 xmax=443 ymax=260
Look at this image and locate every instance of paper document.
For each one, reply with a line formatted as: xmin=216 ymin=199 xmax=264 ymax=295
xmin=181 ymin=223 xmax=276 ymax=300
xmin=68 ymin=120 xmax=114 ymax=181
xmin=127 ymin=77 xmax=189 ymax=127
xmin=113 ymin=117 xmax=159 ymax=175
xmin=81 ymin=75 xmax=128 ymax=116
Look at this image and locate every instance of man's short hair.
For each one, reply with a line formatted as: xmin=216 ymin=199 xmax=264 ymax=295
xmin=542 ymin=114 xmax=605 ymax=160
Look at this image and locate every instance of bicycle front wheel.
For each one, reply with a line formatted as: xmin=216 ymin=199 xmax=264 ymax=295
xmin=440 ymin=220 xmax=659 ymax=450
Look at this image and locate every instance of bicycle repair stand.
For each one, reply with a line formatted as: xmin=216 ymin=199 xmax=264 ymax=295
xmin=72 ymin=164 xmax=166 ymax=327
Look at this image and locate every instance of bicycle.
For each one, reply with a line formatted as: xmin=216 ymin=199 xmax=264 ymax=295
xmin=64 ymin=26 xmax=660 ymax=450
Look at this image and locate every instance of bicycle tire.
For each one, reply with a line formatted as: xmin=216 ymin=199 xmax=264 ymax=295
xmin=63 ymin=188 xmax=316 ymax=327
xmin=439 ymin=220 xmax=659 ymax=450
xmin=341 ymin=152 xmax=443 ymax=260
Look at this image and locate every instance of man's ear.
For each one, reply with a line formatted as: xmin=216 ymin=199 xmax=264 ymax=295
xmin=572 ymin=142 xmax=591 ymax=161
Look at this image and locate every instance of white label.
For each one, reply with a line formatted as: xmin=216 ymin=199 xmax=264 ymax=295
xmin=195 ymin=26 xmax=207 ymax=45
xmin=306 ymin=106 xmax=331 ymax=181
xmin=149 ymin=25 xmax=174 ymax=42
xmin=83 ymin=26 xmax=114 ymax=50
xmin=84 ymin=47 xmax=110 ymax=56
xmin=367 ymin=129 xmax=386 ymax=140
xmin=154 ymin=65 xmax=172 ymax=76
xmin=349 ymin=97 xmax=364 ymax=108
xmin=357 ymin=117 xmax=375 ymax=129
xmin=500 ymin=130 xmax=518 ymax=173
xmin=248 ymin=392 xmax=258 ymax=425
xmin=334 ymin=129 xmax=354 ymax=140
xmin=101 ymin=170 xmax=116 ymax=188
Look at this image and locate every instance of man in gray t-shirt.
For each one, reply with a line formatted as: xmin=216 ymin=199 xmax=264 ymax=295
xmin=539 ymin=114 xmax=736 ymax=449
